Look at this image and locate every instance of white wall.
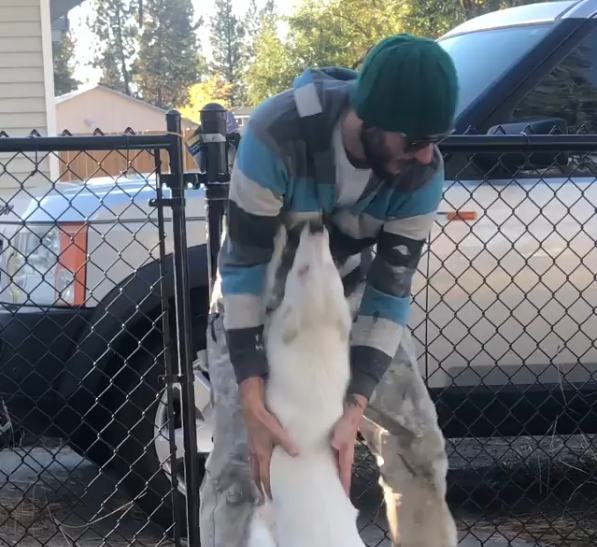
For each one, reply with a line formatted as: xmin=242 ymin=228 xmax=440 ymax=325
xmin=0 ymin=0 xmax=55 ymax=191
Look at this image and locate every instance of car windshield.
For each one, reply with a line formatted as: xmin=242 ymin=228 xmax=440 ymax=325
xmin=438 ymin=24 xmax=552 ymax=117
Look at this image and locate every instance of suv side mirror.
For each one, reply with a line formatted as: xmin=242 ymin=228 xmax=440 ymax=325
xmin=474 ymin=117 xmax=569 ymax=176
xmin=488 ymin=118 xmax=567 ymax=135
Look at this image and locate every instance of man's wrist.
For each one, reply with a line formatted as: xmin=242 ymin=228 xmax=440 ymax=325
xmin=239 ymin=376 xmax=266 ymax=413
xmin=345 ymin=392 xmax=368 ymax=409
xmin=344 ymin=392 xmax=368 ymax=424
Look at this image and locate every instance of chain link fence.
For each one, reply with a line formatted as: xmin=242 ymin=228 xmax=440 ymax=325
xmin=437 ymin=134 xmax=596 ymax=547
xmin=0 ymin=112 xmax=205 ymax=546
xmin=352 ymin=134 xmax=597 ymax=547
xmin=1 ymin=117 xmax=596 ymax=547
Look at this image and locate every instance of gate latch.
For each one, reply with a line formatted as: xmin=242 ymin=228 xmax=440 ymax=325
xmin=149 ymin=196 xmax=186 ymax=208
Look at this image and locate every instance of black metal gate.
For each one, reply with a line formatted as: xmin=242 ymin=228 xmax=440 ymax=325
xmin=0 ymin=111 xmax=202 ymax=546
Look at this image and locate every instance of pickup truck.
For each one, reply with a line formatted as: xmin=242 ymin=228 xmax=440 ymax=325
xmin=1 ymin=0 xmax=596 ymax=531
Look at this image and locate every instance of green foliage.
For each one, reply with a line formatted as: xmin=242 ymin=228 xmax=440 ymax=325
xmin=53 ymin=30 xmax=80 ymax=96
xmin=92 ymin=0 xmax=138 ymax=95
xmin=209 ymin=0 xmax=247 ymax=104
xmin=179 ymin=76 xmax=234 ymax=121
xmin=245 ymin=0 xmax=275 ymax=60
xmin=135 ymin=0 xmax=201 ymax=109
xmin=245 ymin=12 xmax=294 ymax=105
xmin=208 ymin=0 xmax=276 ymax=105
xmin=244 ymin=0 xmax=542 ymax=105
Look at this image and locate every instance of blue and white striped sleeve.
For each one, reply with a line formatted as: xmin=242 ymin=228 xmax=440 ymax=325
xmin=218 ymin=122 xmax=287 ymax=383
xmin=348 ymin=161 xmax=444 ymax=399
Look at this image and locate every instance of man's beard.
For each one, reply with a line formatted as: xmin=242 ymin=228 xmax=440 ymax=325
xmin=359 ymin=124 xmax=397 ymax=179
xmin=359 ymin=125 xmax=440 ymax=190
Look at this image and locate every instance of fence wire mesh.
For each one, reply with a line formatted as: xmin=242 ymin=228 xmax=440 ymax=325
xmin=351 ymin=135 xmax=597 ymax=547
xmin=0 ymin=114 xmax=205 ymax=546
xmin=1 ymin=123 xmax=596 ymax=547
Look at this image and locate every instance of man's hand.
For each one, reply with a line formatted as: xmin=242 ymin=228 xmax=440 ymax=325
xmin=331 ymin=392 xmax=368 ymax=495
xmin=239 ymin=377 xmax=299 ymax=499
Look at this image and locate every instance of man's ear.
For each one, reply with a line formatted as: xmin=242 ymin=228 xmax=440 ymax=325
xmin=280 ymin=304 xmax=301 ymax=344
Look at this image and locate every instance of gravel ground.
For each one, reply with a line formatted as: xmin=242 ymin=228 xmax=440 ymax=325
xmin=447 ymin=435 xmax=597 ymax=547
xmin=1 ymin=434 xmax=596 ymax=546
xmin=0 ymin=439 xmax=174 ymax=547
xmin=353 ymin=434 xmax=597 ymax=547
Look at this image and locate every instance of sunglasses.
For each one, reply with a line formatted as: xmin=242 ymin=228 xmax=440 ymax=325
xmin=402 ymin=130 xmax=453 ymax=152
xmin=362 ymin=123 xmax=454 ymax=153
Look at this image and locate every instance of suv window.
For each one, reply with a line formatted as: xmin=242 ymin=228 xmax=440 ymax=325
xmin=512 ymin=27 xmax=597 ymax=134
xmin=438 ymin=24 xmax=551 ymax=117
xmin=510 ymin=27 xmax=597 ymax=177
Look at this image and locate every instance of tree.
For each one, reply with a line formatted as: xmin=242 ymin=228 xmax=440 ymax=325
xmin=135 ymin=0 xmax=202 ymax=109
xmin=53 ymin=31 xmax=80 ymax=96
xmin=245 ymin=15 xmax=294 ymax=105
xmin=178 ymin=76 xmax=234 ymax=121
xmin=245 ymin=0 xmax=408 ymax=105
xmin=245 ymin=0 xmax=275 ymax=61
xmin=209 ymin=0 xmax=246 ymax=104
xmin=244 ymin=0 xmax=541 ymax=105
xmin=404 ymin=0 xmax=538 ymax=36
xmin=92 ymin=0 xmax=138 ymax=95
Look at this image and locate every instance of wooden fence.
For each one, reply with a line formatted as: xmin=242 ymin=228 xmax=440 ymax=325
xmin=58 ymin=129 xmax=197 ymax=182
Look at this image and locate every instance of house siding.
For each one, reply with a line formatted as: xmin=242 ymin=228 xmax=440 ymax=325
xmin=0 ymin=0 xmax=54 ymax=191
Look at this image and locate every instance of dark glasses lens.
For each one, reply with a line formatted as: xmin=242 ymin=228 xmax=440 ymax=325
xmin=405 ymin=133 xmax=449 ymax=151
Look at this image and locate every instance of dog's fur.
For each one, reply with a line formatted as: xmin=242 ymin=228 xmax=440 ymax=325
xmin=248 ymin=222 xmax=364 ymax=547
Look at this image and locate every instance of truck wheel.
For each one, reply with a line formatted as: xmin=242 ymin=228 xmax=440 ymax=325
xmin=103 ymin=331 xmax=213 ymax=535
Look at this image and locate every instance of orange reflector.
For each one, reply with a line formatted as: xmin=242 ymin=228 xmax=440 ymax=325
xmin=58 ymin=223 xmax=88 ymax=306
xmin=446 ymin=211 xmax=477 ymax=222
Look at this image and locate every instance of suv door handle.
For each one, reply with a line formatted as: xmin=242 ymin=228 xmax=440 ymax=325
xmin=438 ymin=210 xmax=478 ymax=222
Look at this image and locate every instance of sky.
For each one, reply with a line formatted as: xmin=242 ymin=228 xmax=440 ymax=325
xmin=68 ymin=0 xmax=297 ymax=86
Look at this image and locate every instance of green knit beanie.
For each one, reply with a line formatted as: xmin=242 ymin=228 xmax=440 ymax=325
xmin=352 ymin=33 xmax=459 ymax=137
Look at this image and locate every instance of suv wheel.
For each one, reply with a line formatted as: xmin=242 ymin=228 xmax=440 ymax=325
xmin=152 ymin=362 xmax=214 ymax=498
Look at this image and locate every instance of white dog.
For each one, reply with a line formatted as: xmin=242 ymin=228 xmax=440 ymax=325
xmin=248 ymin=221 xmax=365 ymax=547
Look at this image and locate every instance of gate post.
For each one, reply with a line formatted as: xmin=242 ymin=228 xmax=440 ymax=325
xmin=166 ymin=110 xmax=202 ymax=547
xmin=199 ymin=103 xmax=230 ymax=293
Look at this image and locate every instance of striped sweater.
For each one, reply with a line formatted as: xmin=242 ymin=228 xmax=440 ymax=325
xmin=218 ymin=67 xmax=444 ymax=399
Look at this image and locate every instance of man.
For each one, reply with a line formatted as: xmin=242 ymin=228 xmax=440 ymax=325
xmin=199 ymin=34 xmax=459 ymax=547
